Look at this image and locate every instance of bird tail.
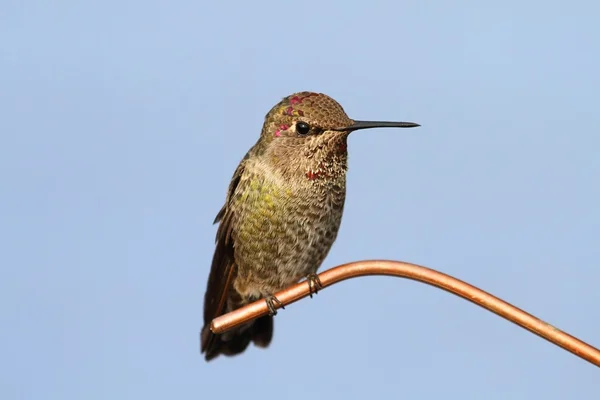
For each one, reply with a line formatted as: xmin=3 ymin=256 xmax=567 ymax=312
xmin=200 ymin=315 xmax=274 ymax=361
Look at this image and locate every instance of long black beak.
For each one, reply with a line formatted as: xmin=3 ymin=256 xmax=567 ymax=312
xmin=335 ymin=120 xmax=420 ymax=132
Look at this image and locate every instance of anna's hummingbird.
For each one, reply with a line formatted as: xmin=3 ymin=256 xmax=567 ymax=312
xmin=201 ymin=92 xmax=419 ymax=361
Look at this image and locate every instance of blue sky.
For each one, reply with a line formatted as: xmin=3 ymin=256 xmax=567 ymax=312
xmin=1 ymin=1 xmax=599 ymax=399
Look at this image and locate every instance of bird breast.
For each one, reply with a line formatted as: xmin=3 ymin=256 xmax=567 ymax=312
xmin=231 ymin=163 xmax=346 ymax=299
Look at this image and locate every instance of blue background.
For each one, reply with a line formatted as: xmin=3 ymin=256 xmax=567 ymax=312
xmin=1 ymin=1 xmax=599 ymax=399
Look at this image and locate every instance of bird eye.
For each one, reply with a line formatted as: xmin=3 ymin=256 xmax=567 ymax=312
xmin=296 ymin=122 xmax=310 ymax=136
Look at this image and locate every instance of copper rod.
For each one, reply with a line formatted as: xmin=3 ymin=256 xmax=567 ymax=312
xmin=210 ymin=260 xmax=600 ymax=367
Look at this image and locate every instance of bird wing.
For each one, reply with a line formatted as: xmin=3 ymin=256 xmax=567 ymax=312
xmin=202 ymin=157 xmax=247 ymax=327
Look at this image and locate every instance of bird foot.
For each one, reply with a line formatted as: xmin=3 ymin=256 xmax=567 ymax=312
xmin=265 ymin=294 xmax=284 ymax=316
xmin=306 ymin=273 xmax=323 ymax=298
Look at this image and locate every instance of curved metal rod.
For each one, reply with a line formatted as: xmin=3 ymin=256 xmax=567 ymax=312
xmin=210 ymin=260 xmax=600 ymax=367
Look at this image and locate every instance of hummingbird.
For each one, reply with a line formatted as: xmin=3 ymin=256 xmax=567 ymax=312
xmin=201 ymin=92 xmax=419 ymax=361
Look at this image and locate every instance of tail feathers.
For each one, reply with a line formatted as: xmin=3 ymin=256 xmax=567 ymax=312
xmin=200 ymin=316 xmax=274 ymax=361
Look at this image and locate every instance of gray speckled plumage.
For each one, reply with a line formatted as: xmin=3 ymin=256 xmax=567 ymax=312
xmin=201 ymin=92 xmax=419 ymax=361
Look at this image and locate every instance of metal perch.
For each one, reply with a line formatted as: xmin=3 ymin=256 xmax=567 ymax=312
xmin=210 ymin=260 xmax=600 ymax=367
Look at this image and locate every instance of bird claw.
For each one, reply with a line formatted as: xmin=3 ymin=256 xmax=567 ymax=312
xmin=265 ymin=294 xmax=284 ymax=316
xmin=306 ymin=273 xmax=323 ymax=298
